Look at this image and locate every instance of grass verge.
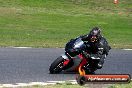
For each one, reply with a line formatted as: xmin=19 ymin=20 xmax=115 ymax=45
xmin=0 ymin=0 xmax=131 ymax=48
xmin=108 ymin=81 xmax=132 ymax=88
xmin=6 ymin=81 xmax=132 ymax=88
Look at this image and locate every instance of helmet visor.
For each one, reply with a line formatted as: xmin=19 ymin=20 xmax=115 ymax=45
xmin=90 ymin=36 xmax=97 ymax=42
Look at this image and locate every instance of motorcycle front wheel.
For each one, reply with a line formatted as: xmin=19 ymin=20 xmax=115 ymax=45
xmin=49 ymin=56 xmax=65 ymax=74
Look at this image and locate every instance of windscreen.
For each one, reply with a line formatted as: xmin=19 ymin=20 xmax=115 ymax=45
xmin=74 ymin=38 xmax=84 ymax=49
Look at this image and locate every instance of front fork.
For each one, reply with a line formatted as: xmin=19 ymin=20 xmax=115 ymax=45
xmin=61 ymin=53 xmax=73 ymax=70
xmin=61 ymin=54 xmax=70 ymax=66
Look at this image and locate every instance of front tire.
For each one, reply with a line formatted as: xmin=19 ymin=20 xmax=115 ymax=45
xmin=49 ymin=56 xmax=64 ymax=74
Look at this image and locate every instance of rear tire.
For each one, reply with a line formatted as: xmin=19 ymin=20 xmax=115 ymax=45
xmin=77 ymin=75 xmax=87 ymax=86
xmin=49 ymin=56 xmax=64 ymax=74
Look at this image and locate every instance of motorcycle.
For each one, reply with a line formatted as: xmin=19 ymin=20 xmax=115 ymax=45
xmin=49 ymin=37 xmax=99 ymax=75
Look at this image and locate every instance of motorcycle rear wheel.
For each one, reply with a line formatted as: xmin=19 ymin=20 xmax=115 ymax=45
xmin=76 ymin=75 xmax=87 ymax=86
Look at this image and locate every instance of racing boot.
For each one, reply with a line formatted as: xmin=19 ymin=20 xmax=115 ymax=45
xmin=97 ymin=55 xmax=105 ymax=69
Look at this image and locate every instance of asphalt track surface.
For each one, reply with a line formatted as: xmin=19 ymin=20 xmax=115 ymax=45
xmin=0 ymin=48 xmax=132 ymax=84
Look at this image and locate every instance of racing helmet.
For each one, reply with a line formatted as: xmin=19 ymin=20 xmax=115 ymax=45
xmin=88 ymin=27 xmax=101 ymax=43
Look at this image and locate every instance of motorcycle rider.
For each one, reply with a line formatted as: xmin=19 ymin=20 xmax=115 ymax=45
xmin=80 ymin=27 xmax=111 ymax=72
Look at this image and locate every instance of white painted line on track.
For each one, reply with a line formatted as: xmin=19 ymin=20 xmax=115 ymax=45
xmin=47 ymin=81 xmax=65 ymax=83
xmin=12 ymin=47 xmax=32 ymax=49
xmin=123 ymin=49 xmax=132 ymax=50
xmin=0 ymin=80 xmax=77 ymax=88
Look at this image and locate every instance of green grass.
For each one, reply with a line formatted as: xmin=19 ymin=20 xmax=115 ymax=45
xmin=0 ymin=0 xmax=131 ymax=48
xmin=108 ymin=81 xmax=132 ymax=88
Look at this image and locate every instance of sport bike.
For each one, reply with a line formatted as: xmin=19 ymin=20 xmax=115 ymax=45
xmin=49 ymin=37 xmax=99 ymax=75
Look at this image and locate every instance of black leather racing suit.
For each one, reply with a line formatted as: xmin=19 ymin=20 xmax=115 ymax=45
xmin=80 ymin=34 xmax=111 ymax=69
